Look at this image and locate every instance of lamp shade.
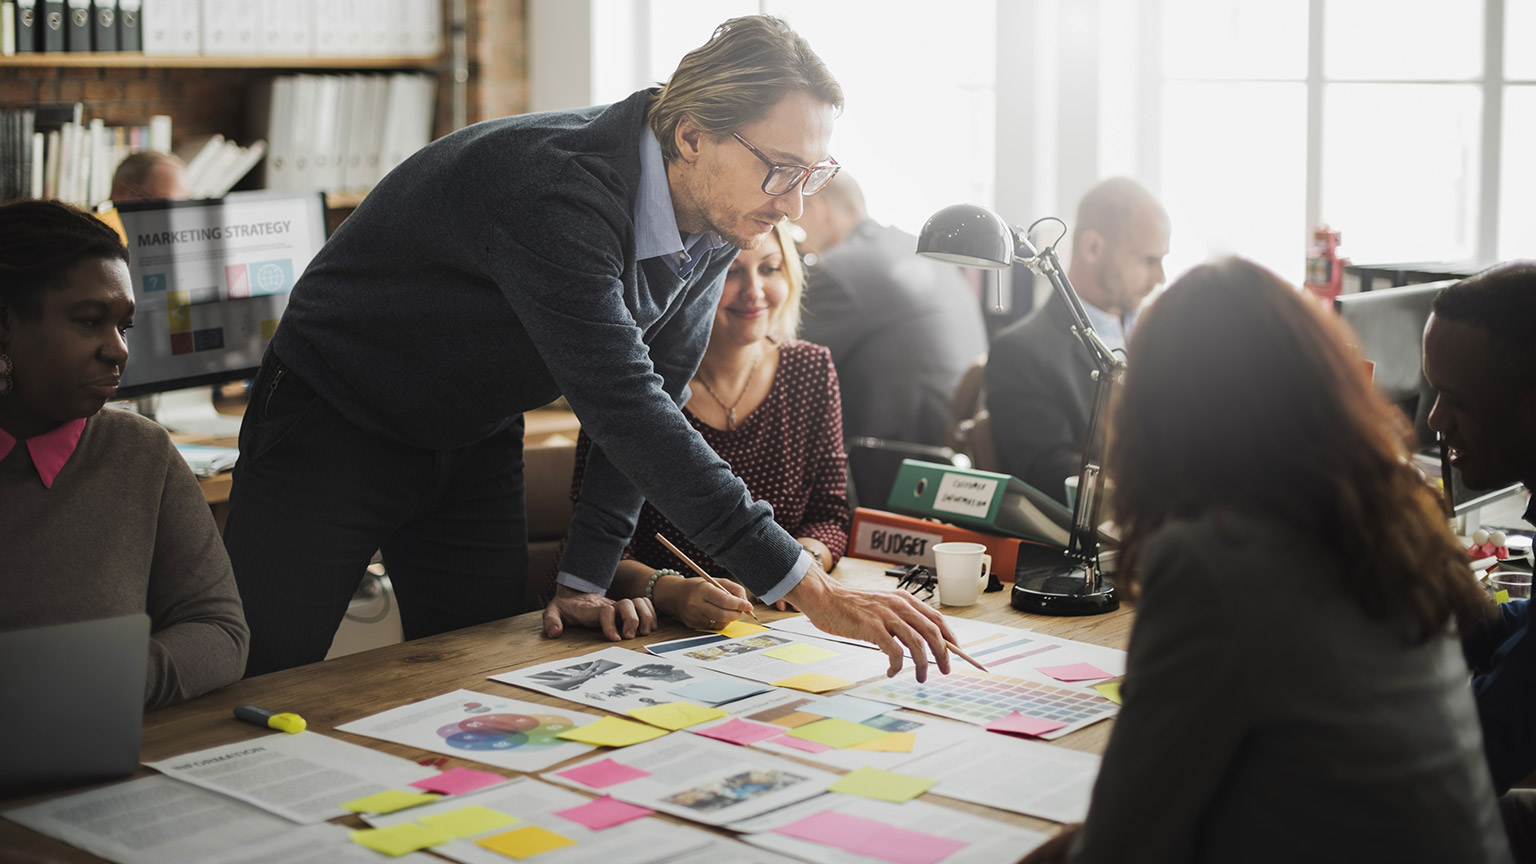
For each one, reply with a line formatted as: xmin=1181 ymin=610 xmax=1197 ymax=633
xmin=916 ymin=203 xmax=1016 ymax=269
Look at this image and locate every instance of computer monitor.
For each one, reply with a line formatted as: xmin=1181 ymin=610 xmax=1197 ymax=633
xmin=115 ymin=190 xmax=328 ymax=397
xmin=1334 ymin=281 xmax=1525 ymax=515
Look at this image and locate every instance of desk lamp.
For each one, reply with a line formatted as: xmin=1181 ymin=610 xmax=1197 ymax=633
xmin=917 ymin=204 xmax=1119 ymax=616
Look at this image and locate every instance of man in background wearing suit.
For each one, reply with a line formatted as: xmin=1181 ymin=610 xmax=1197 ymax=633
xmin=1425 ymin=261 xmax=1536 ymax=857
xmin=985 ymin=177 xmax=1169 ymax=502
xmin=795 ymin=173 xmax=986 ymax=446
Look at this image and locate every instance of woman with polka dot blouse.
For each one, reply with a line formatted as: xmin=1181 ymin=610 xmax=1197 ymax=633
xmin=544 ymin=222 xmax=850 ymax=631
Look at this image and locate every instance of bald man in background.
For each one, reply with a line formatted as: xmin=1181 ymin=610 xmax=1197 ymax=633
xmin=985 ymin=177 xmax=1170 ymax=502
xmin=110 ymin=151 xmax=191 ymax=203
xmin=795 ymin=173 xmax=985 ymax=446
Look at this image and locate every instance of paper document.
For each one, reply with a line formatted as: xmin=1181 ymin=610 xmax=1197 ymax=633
xmin=543 ymin=734 xmax=839 ymax=826
xmin=646 ymin=631 xmax=891 ymax=686
xmin=898 ymin=735 xmax=1101 ymax=824
xmin=730 ymin=794 xmax=1049 ymax=864
xmin=363 ymin=776 xmax=713 ymax=864
xmin=335 ymin=688 xmax=600 ymax=772
xmin=1 ymin=775 xmax=292 ymax=864
xmin=142 ymin=731 xmax=436 ymax=823
xmin=202 ymin=823 xmax=440 ymax=863
xmin=489 ymin=646 xmax=769 ymax=714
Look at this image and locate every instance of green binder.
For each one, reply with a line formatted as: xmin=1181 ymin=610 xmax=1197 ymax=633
xmin=885 ymin=460 xmax=1072 ymax=548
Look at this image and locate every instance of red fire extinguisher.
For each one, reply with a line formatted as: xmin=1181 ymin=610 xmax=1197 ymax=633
xmin=1304 ymin=224 xmax=1347 ymax=303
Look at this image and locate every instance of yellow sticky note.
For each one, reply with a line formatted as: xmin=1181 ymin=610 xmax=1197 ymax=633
xmin=627 ymin=701 xmax=728 ymax=731
xmin=763 ymin=643 xmax=840 ymax=664
xmin=772 ymin=672 xmax=854 ymax=693
xmin=167 ymin=291 xmax=192 ymax=333
xmin=557 ymin=715 xmax=669 ymax=747
xmin=261 ymin=318 xmax=280 ymax=341
xmin=787 ymin=718 xmax=890 ymax=749
xmin=417 ymin=805 xmax=521 ymax=838
xmin=1094 ymin=682 xmax=1123 ymax=704
xmin=476 ymin=825 xmax=577 ymax=860
xmin=1497 ymin=589 xmax=1512 ymax=604
xmin=341 ymin=789 xmax=442 ymax=814
xmin=848 ymin=732 xmax=916 ymax=753
xmin=718 ymin=620 xmax=769 ymax=638
xmin=828 ymin=766 xmax=938 ymax=803
xmin=350 ymin=823 xmax=452 ymax=856
xmin=766 ymin=711 xmax=823 ymax=728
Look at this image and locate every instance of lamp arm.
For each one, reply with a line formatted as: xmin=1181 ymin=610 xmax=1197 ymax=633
xmin=1013 ymin=229 xmax=1119 ymax=584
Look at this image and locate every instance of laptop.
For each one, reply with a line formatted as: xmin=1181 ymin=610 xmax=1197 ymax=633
xmin=0 ymin=613 xmax=149 ymax=795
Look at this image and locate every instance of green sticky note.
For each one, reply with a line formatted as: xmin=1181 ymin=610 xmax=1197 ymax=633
xmin=763 ymin=642 xmax=840 ymax=664
xmin=1094 ymin=682 xmax=1122 ymax=705
xmin=341 ymin=789 xmax=442 ymax=814
xmin=788 ymin=718 xmax=890 ymax=749
xmin=476 ymin=825 xmax=578 ymax=859
xmin=557 ymin=715 xmax=669 ymax=747
xmin=350 ymin=823 xmax=452 ymax=856
xmin=718 ymin=620 xmax=770 ymax=637
xmin=417 ymin=805 xmax=521 ymax=838
xmin=626 ymin=701 xmax=728 ymax=731
xmin=847 ymin=731 xmax=916 ymax=752
xmin=828 ymin=766 xmax=938 ymax=803
xmin=771 ymin=672 xmax=854 ymax=693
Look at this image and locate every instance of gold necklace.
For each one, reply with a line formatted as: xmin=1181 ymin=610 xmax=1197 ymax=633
xmin=695 ymin=343 xmax=767 ymax=431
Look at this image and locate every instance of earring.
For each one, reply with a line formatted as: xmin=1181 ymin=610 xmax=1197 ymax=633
xmin=0 ymin=352 xmax=10 ymax=396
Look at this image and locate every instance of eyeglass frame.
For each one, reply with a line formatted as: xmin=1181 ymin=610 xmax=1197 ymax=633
xmin=894 ymin=564 xmax=936 ymax=599
xmin=732 ymin=132 xmax=840 ymax=197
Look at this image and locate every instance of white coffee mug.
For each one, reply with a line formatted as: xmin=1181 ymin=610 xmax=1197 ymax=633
xmin=932 ymin=541 xmax=992 ymax=606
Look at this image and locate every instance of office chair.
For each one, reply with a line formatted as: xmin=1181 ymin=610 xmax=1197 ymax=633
xmin=946 ymin=355 xmax=1002 ymax=472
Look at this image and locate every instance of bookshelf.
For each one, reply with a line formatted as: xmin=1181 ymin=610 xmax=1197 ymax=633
xmin=0 ymin=53 xmax=442 ymax=69
xmin=0 ymin=1 xmax=530 ymax=213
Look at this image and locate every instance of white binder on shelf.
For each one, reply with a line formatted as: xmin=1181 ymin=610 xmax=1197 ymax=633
xmin=141 ymin=0 xmax=196 ymax=55
xmin=404 ymin=0 xmax=438 ymax=58
xmin=259 ymin=76 xmax=294 ymax=190
xmin=309 ymin=74 xmax=343 ymax=191
xmin=309 ymin=0 xmax=339 ymax=56
xmin=343 ymin=74 xmax=385 ymax=192
xmin=255 ymin=0 xmax=306 ymax=56
xmin=199 ymin=0 xmax=253 ymax=55
xmin=286 ymin=74 xmax=319 ymax=191
xmin=378 ymin=73 xmax=433 ymax=180
xmin=361 ymin=0 xmax=388 ymax=57
xmin=334 ymin=0 xmax=364 ymax=57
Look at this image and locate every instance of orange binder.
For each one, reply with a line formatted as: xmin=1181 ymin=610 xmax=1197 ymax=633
xmin=848 ymin=507 xmax=1059 ymax=582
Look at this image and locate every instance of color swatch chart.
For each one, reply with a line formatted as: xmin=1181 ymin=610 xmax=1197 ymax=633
xmin=853 ymin=670 xmax=1118 ymax=740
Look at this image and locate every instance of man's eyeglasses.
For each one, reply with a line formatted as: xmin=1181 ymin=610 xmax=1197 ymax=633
xmin=733 ymin=133 xmax=840 ymax=197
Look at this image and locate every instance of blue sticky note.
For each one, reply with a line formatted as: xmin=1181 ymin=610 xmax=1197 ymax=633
xmin=668 ymin=677 xmax=773 ymax=706
xmin=806 ymin=694 xmax=894 ymax=724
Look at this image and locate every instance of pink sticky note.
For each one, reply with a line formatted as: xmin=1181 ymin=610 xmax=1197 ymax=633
xmin=556 ymin=758 xmax=651 ymax=789
xmin=693 ymin=719 xmax=784 ymax=747
xmin=855 ymin=825 xmax=969 ymax=864
xmin=986 ymin=712 xmax=1068 ymax=738
xmin=1036 ymin=662 xmax=1114 ymax=682
xmin=410 ymin=767 xmax=508 ymax=796
xmin=774 ymin=811 xmax=884 ymax=848
xmin=554 ymin=795 xmax=654 ymax=830
xmin=771 ymin=733 xmax=831 ymax=754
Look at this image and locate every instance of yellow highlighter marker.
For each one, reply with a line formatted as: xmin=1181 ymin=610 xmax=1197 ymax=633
xmin=234 ymin=704 xmax=307 ymax=734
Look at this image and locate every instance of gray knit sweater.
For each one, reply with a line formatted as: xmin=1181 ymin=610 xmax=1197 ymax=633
xmin=0 ymin=408 xmax=249 ymax=710
xmin=269 ymin=89 xmax=804 ymax=597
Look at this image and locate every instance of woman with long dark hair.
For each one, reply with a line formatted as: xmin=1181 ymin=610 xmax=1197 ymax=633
xmin=1023 ymin=257 xmax=1509 ymax=863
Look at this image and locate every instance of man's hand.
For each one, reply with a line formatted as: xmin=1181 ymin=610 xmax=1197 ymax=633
xmin=654 ymin=575 xmax=753 ymax=631
xmin=543 ymin=584 xmax=656 ymax=641
xmin=784 ymin=567 xmax=955 ymax=682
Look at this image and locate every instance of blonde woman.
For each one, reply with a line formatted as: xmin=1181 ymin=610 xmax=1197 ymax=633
xmin=545 ymin=221 xmax=850 ymax=630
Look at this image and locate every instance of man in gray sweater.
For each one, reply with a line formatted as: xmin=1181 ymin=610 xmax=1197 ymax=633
xmin=224 ymin=15 xmax=955 ymax=679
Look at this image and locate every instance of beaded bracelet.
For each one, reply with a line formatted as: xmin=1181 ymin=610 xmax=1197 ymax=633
xmin=646 ymin=568 xmax=683 ymax=601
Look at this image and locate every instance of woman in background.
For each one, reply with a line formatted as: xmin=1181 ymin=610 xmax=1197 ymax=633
xmin=541 ymin=221 xmax=850 ymax=631
xmin=0 ymin=199 xmax=248 ymax=710
xmin=1022 ymin=257 xmax=1510 ymax=863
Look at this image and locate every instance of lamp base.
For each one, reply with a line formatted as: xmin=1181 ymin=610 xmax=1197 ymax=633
xmin=1010 ymin=566 xmax=1120 ymax=616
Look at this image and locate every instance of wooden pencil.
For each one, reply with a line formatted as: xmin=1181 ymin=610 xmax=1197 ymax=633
xmin=653 ymin=533 xmax=761 ymax=621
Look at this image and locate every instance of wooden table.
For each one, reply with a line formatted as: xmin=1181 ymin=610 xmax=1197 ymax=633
xmin=0 ymin=557 xmax=1134 ymax=861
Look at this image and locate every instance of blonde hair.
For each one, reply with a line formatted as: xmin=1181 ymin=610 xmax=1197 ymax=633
xmin=647 ymin=15 xmax=842 ymax=162
xmin=768 ymin=222 xmax=805 ymax=342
